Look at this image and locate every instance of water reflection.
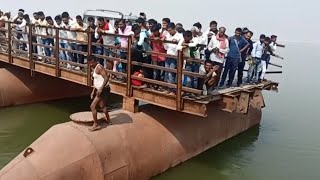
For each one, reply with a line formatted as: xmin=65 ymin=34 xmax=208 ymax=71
xmin=0 ymin=94 xmax=122 ymax=168
xmin=153 ymin=126 xmax=260 ymax=180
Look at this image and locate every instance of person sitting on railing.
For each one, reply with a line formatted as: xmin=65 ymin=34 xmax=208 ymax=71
xmin=61 ymin=11 xmax=77 ymax=69
xmin=163 ymin=22 xmax=183 ymax=95
xmin=70 ymin=15 xmax=88 ymax=70
xmin=116 ymin=19 xmax=133 ymax=78
xmin=150 ymin=23 xmax=166 ymax=91
xmin=95 ymin=17 xmax=115 ymax=68
xmin=207 ymin=27 xmax=229 ymax=87
xmin=54 ymin=15 xmax=68 ymax=61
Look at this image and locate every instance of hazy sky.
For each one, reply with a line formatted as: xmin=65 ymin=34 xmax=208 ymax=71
xmin=1 ymin=0 xmax=318 ymax=43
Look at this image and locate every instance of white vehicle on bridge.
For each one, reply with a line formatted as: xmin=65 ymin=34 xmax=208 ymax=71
xmin=83 ymin=9 xmax=139 ymax=26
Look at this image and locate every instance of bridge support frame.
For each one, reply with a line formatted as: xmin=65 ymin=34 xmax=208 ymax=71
xmin=123 ymin=96 xmax=139 ymax=113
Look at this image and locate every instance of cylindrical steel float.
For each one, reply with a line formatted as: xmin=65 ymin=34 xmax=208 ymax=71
xmin=0 ymin=103 xmax=261 ymax=180
xmin=0 ymin=63 xmax=91 ymax=107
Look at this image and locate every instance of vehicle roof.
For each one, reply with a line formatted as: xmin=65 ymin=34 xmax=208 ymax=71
xmin=83 ymin=9 xmax=138 ymax=20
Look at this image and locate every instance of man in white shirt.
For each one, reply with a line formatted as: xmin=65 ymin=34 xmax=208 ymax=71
xmin=54 ymin=15 xmax=68 ymax=61
xmin=62 ymin=11 xmax=77 ymax=68
xmin=164 ymin=22 xmax=183 ymax=95
xmin=193 ymin=22 xmax=207 ymax=60
xmin=35 ymin=11 xmax=48 ymax=59
xmin=207 ymin=27 xmax=229 ymax=87
xmin=251 ymin=34 xmax=266 ymax=83
xmin=30 ymin=12 xmax=41 ymax=55
xmin=203 ymin=21 xmax=218 ymax=60
xmin=177 ymin=30 xmax=200 ymax=96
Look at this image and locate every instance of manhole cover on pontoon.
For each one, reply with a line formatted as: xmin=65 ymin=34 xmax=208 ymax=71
xmin=70 ymin=111 xmax=105 ymax=123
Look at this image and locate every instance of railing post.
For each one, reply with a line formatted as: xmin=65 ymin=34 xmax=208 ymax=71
xmin=176 ymin=50 xmax=183 ymax=111
xmin=54 ymin=28 xmax=60 ymax=77
xmin=28 ymin=24 xmax=33 ymax=70
xmin=126 ymin=36 xmax=132 ymax=97
xmin=7 ymin=22 xmax=12 ymax=63
xmin=86 ymin=31 xmax=93 ymax=86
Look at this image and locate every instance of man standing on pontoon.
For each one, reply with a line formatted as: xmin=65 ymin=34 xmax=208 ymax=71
xmin=87 ymin=55 xmax=112 ymax=131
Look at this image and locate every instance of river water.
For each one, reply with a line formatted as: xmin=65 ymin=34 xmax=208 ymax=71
xmin=1 ymin=43 xmax=319 ymax=179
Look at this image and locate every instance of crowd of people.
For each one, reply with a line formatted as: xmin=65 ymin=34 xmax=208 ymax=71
xmin=0 ymin=9 xmax=282 ymax=98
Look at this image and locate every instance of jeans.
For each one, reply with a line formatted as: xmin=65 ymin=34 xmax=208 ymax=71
xmin=43 ymin=38 xmax=54 ymax=57
xmin=165 ymin=58 xmax=177 ymax=84
xmin=184 ymin=63 xmax=200 ymax=89
xmin=32 ymin=36 xmax=37 ymax=54
xmin=94 ymin=46 xmax=104 ymax=65
xmin=237 ymin=60 xmax=246 ymax=85
xmin=59 ymin=42 xmax=67 ymax=60
xmin=67 ymin=42 xmax=77 ymax=62
xmin=254 ymin=58 xmax=262 ymax=82
xmin=219 ymin=57 xmax=240 ymax=87
xmin=212 ymin=61 xmax=223 ymax=87
xmin=76 ymin=44 xmax=87 ymax=64
xmin=152 ymin=60 xmax=165 ymax=81
xmin=247 ymin=63 xmax=255 ymax=83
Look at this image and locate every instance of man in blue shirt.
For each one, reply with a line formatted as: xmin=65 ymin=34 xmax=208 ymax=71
xmin=219 ymin=28 xmax=249 ymax=88
xmin=238 ymin=30 xmax=253 ymax=86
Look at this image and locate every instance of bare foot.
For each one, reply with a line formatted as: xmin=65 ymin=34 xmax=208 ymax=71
xmin=88 ymin=124 xmax=101 ymax=132
xmin=105 ymin=118 xmax=112 ymax=125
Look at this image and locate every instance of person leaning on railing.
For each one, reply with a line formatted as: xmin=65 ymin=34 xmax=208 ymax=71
xmin=163 ymin=22 xmax=184 ymax=95
xmin=43 ymin=16 xmax=55 ymax=63
xmin=149 ymin=23 xmax=166 ymax=91
xmin=70 ymin=15 xmax=88 ymax=70
xmin=178 ymin=30 xmax=201 ymax=99
xmin=54 ymin=15 xmax=68 ymax=61
xmin=95 ymin=17 xmax=115 ymax=68
xmin=116 ymin=19 xmax=134 ymax=78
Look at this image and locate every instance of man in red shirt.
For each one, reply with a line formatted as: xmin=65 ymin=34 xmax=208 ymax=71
xmin=150 ymin=24 xmax=166 ymax=83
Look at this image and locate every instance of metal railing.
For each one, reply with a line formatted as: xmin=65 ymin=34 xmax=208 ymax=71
xmin=0 ymin=21 xmax=209 ymax=111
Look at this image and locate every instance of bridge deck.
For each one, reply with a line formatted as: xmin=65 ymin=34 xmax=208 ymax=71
xmin=0 ymin=53 xmax=277 ymax=117
xmin=0 ymin=23 xmax=279 ymax=117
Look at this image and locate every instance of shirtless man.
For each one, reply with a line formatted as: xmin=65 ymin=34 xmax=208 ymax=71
xmin=202 ymin=60 xmax=220 ymax=95
xmin=87 ymin=55 xmax=111 ymax=131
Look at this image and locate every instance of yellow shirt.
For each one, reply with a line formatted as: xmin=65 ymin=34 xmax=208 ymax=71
xmin=71 ymin=23 xmax=88 ymax=44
